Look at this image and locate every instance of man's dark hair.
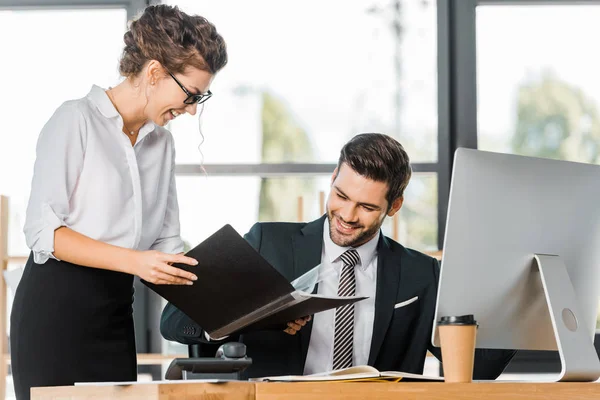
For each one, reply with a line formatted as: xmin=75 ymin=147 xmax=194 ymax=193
xmin=336 ymin=133 xmax=412 ymax=207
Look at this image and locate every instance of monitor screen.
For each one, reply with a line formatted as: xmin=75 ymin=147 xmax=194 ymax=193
xmin=433 ymin=149 xmax=600 ymax=354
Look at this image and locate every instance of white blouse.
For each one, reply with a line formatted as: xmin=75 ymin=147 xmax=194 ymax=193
xmin=24 ymin=85 xmax=184 ymax=264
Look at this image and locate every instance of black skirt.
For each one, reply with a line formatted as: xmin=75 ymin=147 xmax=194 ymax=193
xmin=10 ymin=254 xmax=137 ymax=400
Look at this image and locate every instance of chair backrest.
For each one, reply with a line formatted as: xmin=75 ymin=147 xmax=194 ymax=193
xmin=189 ymin=344 xmax=201 ymax=358
xmin=188 ymin=341 xmax=230 ymax=358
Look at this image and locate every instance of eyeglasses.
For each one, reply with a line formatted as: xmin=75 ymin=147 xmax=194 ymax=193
xmin=168 ymin=71 xmax=212 ymax=105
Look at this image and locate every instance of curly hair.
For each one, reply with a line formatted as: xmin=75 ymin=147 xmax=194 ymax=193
xmin=119 ymin=4 xmax=227 ymax=77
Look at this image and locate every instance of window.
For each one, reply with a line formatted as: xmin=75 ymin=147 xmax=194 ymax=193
xmin=0 ymin=5 xmax=130 ymax=395
xmin=477 ymin=5 xmax=600 ymax=166
xmin=166 ymin=0 xmax=438 ymax=248
xmin=166 ymin=172 xmax=436 ymax=355
xmin=164 ymin=0 xmax=439 ymax=357
xmin=0 ymin=8 xmax=127 ymax=256
xmin=476 ymin=4 xmax=600 ymax=329
xmin=168 ymin=0 xmax=437 ymax=164
xmin=176 ymin=173 xmax=437 ymax=250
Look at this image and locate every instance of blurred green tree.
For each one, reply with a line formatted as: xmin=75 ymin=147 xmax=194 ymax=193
xmin=512 ymin=72 xmax=600 ymax=328
xmin=513 ymin=71 xmax=600 ymax=163
xmin=259 ymin=91 xmax=315 ymax=222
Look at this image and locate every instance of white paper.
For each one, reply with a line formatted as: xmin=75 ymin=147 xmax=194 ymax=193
xmin=290 ymin=263 xmax=336 ymax=293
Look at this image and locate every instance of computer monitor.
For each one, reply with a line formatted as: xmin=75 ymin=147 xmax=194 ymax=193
xmin=433 ymin=148 xmax=600 ymax=381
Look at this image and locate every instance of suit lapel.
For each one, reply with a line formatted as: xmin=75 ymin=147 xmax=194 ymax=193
xmin=292 ymin=215 xmax=326 ymax=370
xmin=368 ymin=235 xmax=401 ymax=365
xmin=292 ymin=216 xmax=325 ymax=279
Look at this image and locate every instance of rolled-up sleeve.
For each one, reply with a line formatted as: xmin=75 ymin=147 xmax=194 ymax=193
xmin=149 ymin=137 xmax=184 ymax=254
xmin=24 ymin=102 xmax=87 ymax=264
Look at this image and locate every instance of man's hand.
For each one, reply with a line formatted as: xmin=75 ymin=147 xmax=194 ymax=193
xmin=283 ymin=316 xmax=312 ymax=335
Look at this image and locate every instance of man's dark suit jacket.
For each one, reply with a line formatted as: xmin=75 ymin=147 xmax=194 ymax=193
xmin=160 ymin=216 xmax=515 ymax=379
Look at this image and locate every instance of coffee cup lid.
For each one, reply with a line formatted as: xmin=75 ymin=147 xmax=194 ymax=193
xmin=437 ymin=314 xmax=477 ymax=326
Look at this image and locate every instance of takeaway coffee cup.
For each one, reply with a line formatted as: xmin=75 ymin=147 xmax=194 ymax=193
xmin=437 ymin=314 xmax=478 ymax=383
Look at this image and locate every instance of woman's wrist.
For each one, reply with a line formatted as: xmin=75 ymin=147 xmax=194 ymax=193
xmin=121 ymin=248 xmax=140 ymax=276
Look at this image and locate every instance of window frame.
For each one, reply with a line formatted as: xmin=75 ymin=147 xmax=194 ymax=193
xmin=0 ymin=0 xmax=446 ymax=370
xmin=0 ymin=0 xmax=154 ymax=20
xmin=6 ymin=0 xmax=594 ymax=376
xmin=0 ymin=0 xmax=159 ymax=369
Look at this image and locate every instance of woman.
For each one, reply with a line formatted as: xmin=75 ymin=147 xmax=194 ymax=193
xmin=10 ymin=5 xmax=227 ymax=399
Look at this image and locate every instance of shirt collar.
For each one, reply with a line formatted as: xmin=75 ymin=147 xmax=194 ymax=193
xmin=86 ymin=85 xmax=156 ymax=141
xmin=322 ymin=217 xmax=379 ymax=271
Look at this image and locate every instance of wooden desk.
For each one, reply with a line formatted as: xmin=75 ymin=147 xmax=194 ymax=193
xmin=257 ymin=382 xmax=600 ymax=399
xmin=31 ymin=382 xmax=254 ymax=400
xmin=31 ymin=381 xmax=600 ymax=400
xmin=4 ymin=353 xmax=186 ymax=366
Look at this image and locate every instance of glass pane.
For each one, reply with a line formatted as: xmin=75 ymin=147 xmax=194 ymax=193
xmin=476 ymin=5 xmax=600 ymax=329
xmin=477 ymin=5 xmax=600 ymax=164
xmin=176 ymin=173 xmax=437 ymax=252
xmin=166 ymin=0 xmax=437 ymax=164
xmin=165 ymin=172 xmax=437 ymax=355
xmin=0 ymin=9 xmax=127 ymax=256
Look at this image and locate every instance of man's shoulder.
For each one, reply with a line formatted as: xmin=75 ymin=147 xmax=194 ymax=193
xmin=382 ymin=236 xmax=439 ymax=274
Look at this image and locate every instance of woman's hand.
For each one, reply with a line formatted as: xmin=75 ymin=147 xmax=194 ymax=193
xmin=130 ymin=250 xmax=198 ymax=285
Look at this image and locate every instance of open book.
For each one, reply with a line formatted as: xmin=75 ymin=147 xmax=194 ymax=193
xmin=252 ymin=365 xmax=443 ymax=382
xmin=143 ymin=224 xmax=366 ymax=338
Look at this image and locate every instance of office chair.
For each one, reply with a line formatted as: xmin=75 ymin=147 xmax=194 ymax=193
xmin=165 ymin=342 xmax=252 ymax=380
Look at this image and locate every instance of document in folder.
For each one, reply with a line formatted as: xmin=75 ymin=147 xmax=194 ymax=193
xmin=252 ymin=365 xmax=443 ymax=382
xmin=142 ymin=224 xmax=367 ymax=338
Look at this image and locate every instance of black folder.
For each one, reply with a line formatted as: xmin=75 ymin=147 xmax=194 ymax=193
xmin=143 ymin=224 xmax=366 ymax=338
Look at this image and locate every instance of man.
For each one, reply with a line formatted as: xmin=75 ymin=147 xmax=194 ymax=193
xmin=161 ymin=133 xmax=515 ymax=379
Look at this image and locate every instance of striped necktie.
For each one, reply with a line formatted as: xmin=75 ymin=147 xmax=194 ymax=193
xmin=333 ymin=249 xmax=360 ymax=370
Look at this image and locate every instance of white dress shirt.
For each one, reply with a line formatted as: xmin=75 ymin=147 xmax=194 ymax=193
xmin=24 ymin=85 xmax=184 ymax=264
xmin=303 ymin=219 xmax=379 ymax=374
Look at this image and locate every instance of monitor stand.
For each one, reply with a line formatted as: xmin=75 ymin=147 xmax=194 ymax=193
xmin=534 ymin=254 xmax=600 ymax=381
